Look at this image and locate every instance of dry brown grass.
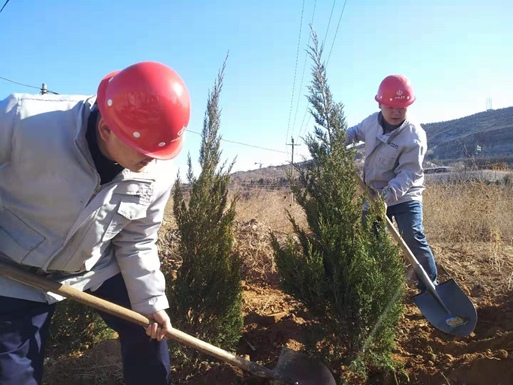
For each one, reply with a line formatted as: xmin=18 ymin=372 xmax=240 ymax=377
xmin=231 ymin=181 xmax=513 ymax=281
xmin=160 ymin=181 xmax=513 ymax=286
xmin=231 ymin=181 xmax=513 ymax=246
xmin=163 ymin=181 xmax=513 ymax=248
xmin=232 ymin=188 xmax=306 ymax=233
xmin=160 ymin=188 xmax=306 ymax=285
xmin=423 ymin=182 xmax=513 ymax=245
xmin=230 ymin=188 xmax=306 ymax=285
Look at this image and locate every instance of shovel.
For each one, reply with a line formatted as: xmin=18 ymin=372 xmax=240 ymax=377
xmin=0 ymin=260 xmax=336 ymax=385
xmin=357 ymin=177 xmax=477 ymax=336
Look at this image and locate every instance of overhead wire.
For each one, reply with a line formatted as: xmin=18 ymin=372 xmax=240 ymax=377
xmin=284 ymin=0 xmax=306 ymax=145
xmin=297 ymin=0 xmax=338 ymax=140
xmin=0 ymin=0 xmax=11 ymax=13
xmin=298 ymin=0 xmax=349 ymax=139
xmin=326 ymin=0 xmax=349 ymax=68
xmin=290 ymin=0 xmax=317 ymax=143
xmin=1 ymin=74 xmax=308 ymax=169
xmin=0 ymin=76 xmax=293 ymax=159
xmin=322 ymin=0 xmax=337 ymax=46
xmin=187 ymin=129 xmax=291 ymax=155
xmin=0 ymin=75 xmax=60 ymax=94
xmin=0 ymin=75 xmax=41 ymax=91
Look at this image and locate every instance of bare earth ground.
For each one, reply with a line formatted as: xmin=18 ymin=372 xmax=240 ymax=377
xmin=43 ymin=184 xmax=513 ymax=385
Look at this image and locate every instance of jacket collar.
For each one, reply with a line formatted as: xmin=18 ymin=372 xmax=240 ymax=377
xmin=376 ymin=112 xmax=410 ymax=143
xmin=74 ymin=96 xmax=97 ymax=169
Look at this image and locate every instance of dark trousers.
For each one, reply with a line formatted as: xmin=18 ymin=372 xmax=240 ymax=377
xmin=0 ymin=274 xmax=170 ymax=385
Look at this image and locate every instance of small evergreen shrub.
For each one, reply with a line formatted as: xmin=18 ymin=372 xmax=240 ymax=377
xmin=168 ymin=57 xmax=243 ymax=357
xmin=272 ymin=30 xmax=405 ymax=377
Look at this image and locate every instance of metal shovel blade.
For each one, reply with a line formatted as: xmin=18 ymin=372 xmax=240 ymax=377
xmin=413 ymin=279 xmax=477 ymax=336
xmin=274 ymin=348 xmax=337 ymax=385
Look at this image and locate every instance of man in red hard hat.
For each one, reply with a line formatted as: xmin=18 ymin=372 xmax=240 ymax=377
xmin=346 ymin=74 xmax=437 ymax=291
xmin=0 ymin=62 xmax=189 ymax=385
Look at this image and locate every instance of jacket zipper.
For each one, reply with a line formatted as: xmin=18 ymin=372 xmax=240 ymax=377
xmin=73 ymin=140 xmax=103 ymax=207
xmin=87 ymin=184 xmax=102 ymax=205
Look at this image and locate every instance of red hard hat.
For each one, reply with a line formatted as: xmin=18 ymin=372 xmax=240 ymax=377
xmin=375 ymin=74 xmax=416 ymax=108
xmin=97 ymin=62 xmax=191 ymax=160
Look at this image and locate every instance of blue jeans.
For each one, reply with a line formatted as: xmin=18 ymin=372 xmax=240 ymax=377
xmin=387 ymin=201 xmax=437 ymax=291
xmin=0 ymin=274 xmax=171 ymax=385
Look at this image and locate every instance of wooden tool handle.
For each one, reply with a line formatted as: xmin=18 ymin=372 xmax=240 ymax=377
xmin=0 ymin=261 xmax=291 ymax=382
xmin=356 ymin=176 xmax=437 ymax=292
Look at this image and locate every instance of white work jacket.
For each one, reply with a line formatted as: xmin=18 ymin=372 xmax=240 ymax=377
xmin=347 ymin=112 xmax=427 ymax=206
xmin=0 ymin=94 xmax=174 ymax=314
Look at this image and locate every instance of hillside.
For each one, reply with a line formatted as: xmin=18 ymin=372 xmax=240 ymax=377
xmin=230 ymin=147 xmax=365 ymax=186
xmin=422 ymin=106 xmax=513 ymax=163
xmin=231 ymin=107 xmax=513 ymax=183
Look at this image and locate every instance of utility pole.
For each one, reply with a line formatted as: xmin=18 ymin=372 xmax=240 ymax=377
xmin=286 ymin=137 xmax=301 ymax=170
xmin=41 ymin=83 xmax=47 ymax=95
xmin=286 ymin=137 xmax=301 ymax=204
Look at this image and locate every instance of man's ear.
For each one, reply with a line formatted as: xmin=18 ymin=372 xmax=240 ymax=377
xmin=97 ymin=117 xmax=112 ymax=142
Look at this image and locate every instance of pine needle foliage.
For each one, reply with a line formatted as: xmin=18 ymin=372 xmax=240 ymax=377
xmin=170 ymin=56 xmax=243 ymax=353
xmin=271 ymin=30 xmax=405 ymax=376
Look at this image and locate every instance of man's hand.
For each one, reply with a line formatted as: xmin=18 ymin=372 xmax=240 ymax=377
xmin=381 ymin=185 xmax=394 ymax=202
xmin=145 ymin=310 xmax=172 ymax=341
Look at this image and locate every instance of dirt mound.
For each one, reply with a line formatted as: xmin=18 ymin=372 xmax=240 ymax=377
xmin=393 ymin=243 xmax=513 ymax=385
xmin=44 ymin=339 xmax=122 ymax=385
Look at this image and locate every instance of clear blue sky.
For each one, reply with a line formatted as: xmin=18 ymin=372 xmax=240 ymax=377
xmin=1 ymin=0 xmax=512 ymax=173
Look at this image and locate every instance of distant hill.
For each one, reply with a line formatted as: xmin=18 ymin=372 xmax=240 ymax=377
xmin=232 ymin=107 xmax=513 ymax=183
xmin=231 ymin=148 xmax=364 ymax=186
xmin=231 ymin=163 xmax=302 ymax=188
xmin=422 ymin=106 xmax=513 ymax=164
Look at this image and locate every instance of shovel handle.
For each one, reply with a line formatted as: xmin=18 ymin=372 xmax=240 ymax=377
xmin=357 ymin=178 xmax=451 ymax=313
xmin=356 ymin=177 xmax=440 ymax=296
xmin=0 ymin=261 xmax=295 ymax=384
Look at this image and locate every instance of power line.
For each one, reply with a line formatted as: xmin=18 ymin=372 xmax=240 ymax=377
xmin=285 ymin=0 xmax=306 ymax=145
xmin=297 ymin=101 xmax=311 ymax=139
xmin=322 ymin=0 xmax=337 ymax=46
xmin=0 ymin=75 xmax=59 ymax=94
xmin=187 ymin=130 xmax=291 ymax=155
xmin=0 ymin=75 xmax=40 ymax=91
xmin=326 ymin=0 xmax=349 ymax=68
xmin=290 ymin=0 xmax=317 ymax=142
xmin=298 ymin=0 xmax=349 ymax=139
xmin=297 ymin=0 xmax=336 ymax=140
xmin=0 ymin=0 xmax=11 ymax=13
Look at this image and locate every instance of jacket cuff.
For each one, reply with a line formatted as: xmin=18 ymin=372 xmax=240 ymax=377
xmin=131 ymin=294 xmax=169 ymax=315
